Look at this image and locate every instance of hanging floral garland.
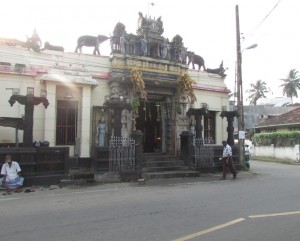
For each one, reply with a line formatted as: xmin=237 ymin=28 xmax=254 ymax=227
xmin=130 ymin=68 xmax=148 ymax=131
xmin=130 ymin=67 xmax=147 ymax=101
xmin=177 ymin=72 xmax=197 ymax=104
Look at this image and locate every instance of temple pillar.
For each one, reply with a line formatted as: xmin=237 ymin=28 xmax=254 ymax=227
xmin=44 ymin=83 xmax=56 ymax=147
xmin=195 ymin=114 xmax=203 ymax=139
xmin=220 ymin=109 xmax=239 ymax=147
xmin=80 ymin=86 xmax=92 ymax=157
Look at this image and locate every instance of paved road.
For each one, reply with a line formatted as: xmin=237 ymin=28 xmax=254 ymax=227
xmin=1 ymin=161 xmax=300 ymax=241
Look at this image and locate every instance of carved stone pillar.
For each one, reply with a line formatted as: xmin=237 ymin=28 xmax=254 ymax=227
xmin=195 ymin=114 xmax=203 ymax=139
xmin=121 ymin=110 xmax=128 ymax=138
xmin=9 ymin=92 xmax=49 ymax=147
xmin=180 ymin=131 xmax=194 ymax=166
xmin=187 ymin=106 xmax=209 ymax=140
xmin=220 ymin=110 xmax=239 ymax=146
xmin=104 ymin=99 xmax=132 ymax=137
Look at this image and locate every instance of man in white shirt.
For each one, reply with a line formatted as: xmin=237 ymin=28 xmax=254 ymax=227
xmin=0 ymin=154 xmax=24 ymax=192
xmin=220 ymin=140 xmax=237 ymax=180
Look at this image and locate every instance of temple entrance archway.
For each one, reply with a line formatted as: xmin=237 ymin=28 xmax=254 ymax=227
xmin=135 ymin=96 xmax=173 ymax=154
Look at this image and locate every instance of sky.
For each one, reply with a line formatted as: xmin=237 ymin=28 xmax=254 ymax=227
xmin=1 ymin=0 xmax=299 ymax=104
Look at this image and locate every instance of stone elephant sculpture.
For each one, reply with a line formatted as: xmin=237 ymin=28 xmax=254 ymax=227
xmin=187 ymin=51 xmax=206 ymax=71
xmin=75 ymin=35 xmax=109 ymax=55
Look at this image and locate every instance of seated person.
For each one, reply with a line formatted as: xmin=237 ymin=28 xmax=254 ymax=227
xmin=0 ymin=154 xmax=24 ymax=192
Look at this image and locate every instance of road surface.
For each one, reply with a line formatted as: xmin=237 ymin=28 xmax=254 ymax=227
xmin=1 ymin=161 xmax=300 ymax=241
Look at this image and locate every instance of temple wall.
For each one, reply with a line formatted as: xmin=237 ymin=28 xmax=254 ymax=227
xmin=0 ymin=44 xmax=231 ymax=155
xmin=0 ymin=45 xmax=110 ymax=156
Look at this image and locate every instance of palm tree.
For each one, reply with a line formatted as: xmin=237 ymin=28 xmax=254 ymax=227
xmin=246 ymin=80 xmax=269 ymax=105
xmin=280 ymin=69 xmax=300 ymax=104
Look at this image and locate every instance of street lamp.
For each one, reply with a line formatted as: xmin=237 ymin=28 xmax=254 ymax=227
xmin=236 ymin=5 xmax=257 ymax=168
xmin=243 ymin=44 xmax=258 ymax=52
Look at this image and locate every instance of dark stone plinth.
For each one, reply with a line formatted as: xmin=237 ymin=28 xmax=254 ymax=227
xmin=94 ymin=147 xmax=109 ymax=173
xmin=132 ymin=130 xmax=144 ymax=178
xmin=180 ymin=131 xmax=194 ymax=166
xmin=120 ymin=171 xmax=140 ymax=182
xmin=60 ymin=179 xmax=88 ymax=187
xmin=69 ymin=169 xmax=94 ymax=182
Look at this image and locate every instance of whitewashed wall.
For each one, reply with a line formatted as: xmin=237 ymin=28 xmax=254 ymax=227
xmin=253 ymin=144 xmax=299 ymax=161
xmin=0 ymin=45 xmax=232 ymax=157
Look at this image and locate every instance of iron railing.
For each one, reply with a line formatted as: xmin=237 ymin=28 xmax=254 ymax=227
xmin=109 ymin=136 xmax=136 ymax=173
xmin=194 ymin=137 xmax=215 ymax=167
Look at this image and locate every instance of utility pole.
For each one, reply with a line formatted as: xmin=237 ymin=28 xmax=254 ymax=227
xmin=236 ymin=5 xmax=245 ymax=167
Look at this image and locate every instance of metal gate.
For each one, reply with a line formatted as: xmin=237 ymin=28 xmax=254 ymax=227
xmin=194 ymin=137 xmax=215 ymax=167
xmin=109 ymin=136 xmax=136 ymax=173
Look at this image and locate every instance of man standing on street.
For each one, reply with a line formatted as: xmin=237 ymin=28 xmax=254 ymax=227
xmin=0 ymin=154 xmax=24 ymax=193
xmin=220 ymin=140 xmax=237 ymax=180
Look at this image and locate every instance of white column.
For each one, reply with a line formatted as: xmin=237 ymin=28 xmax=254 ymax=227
xmin=44 ymin=82 xmax=56 ymax=146
xmin=216 ymin=115 xmax=226 ymax=144
xmin=80 ymin=86 xmax=92 ymax=157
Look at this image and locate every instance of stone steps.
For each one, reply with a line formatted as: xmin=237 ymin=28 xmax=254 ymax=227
xmin=143 ymin=165 xmax=189 ymax=172
xmin=143 ymin=160 xmax=184 ymax=167
xmin=142 ymin=153 xmax=199 ymax=180
xmin=143 ymin=170 xmax=200 ymax=179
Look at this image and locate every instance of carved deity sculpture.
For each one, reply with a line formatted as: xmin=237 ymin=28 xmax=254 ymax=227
xmin=30 ymin=29 xmax=42 ymax=47
xmin=137 ymin=12 xmax=164 ymax=36
xmin=160 ymin=38 xmax=170 ymax=59
xmin=120 ymin=35 xmax=126 ymax=54
xmin=140 ymin=34 xmax=148 ymax=56
xmin=25 ymin=29 xmax=42 ymax=52
xmin=111 ymin=22 xmax=126 ymax=52
xmin=97 ymin=117 xmax=107 ymax=147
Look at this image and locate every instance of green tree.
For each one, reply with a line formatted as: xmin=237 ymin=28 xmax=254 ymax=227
xmin=280 ymin=69 xmax=300 ymax=104
xmin=246 ymin=80 xmax=269 ymax=105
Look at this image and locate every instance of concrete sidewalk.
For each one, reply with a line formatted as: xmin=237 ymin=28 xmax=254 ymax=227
xmin=0 ymin=170 xmax=257 ymax=198
xmin=142 ymin=170 xmax=257 ymax=186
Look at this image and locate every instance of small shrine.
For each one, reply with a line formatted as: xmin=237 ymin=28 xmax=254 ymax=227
xmin=110 ymin=12 xmax=187 ymax=63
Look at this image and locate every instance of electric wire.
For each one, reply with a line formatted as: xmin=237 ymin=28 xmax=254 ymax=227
xmin=245 ymin=0 xmax=283 ymax=38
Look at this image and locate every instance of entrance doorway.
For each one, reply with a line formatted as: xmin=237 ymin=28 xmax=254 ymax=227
xmin=135 ymin=96 xmax=173 ymax=154
xmin=136 ymin=100 xmax=162 ymax=153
